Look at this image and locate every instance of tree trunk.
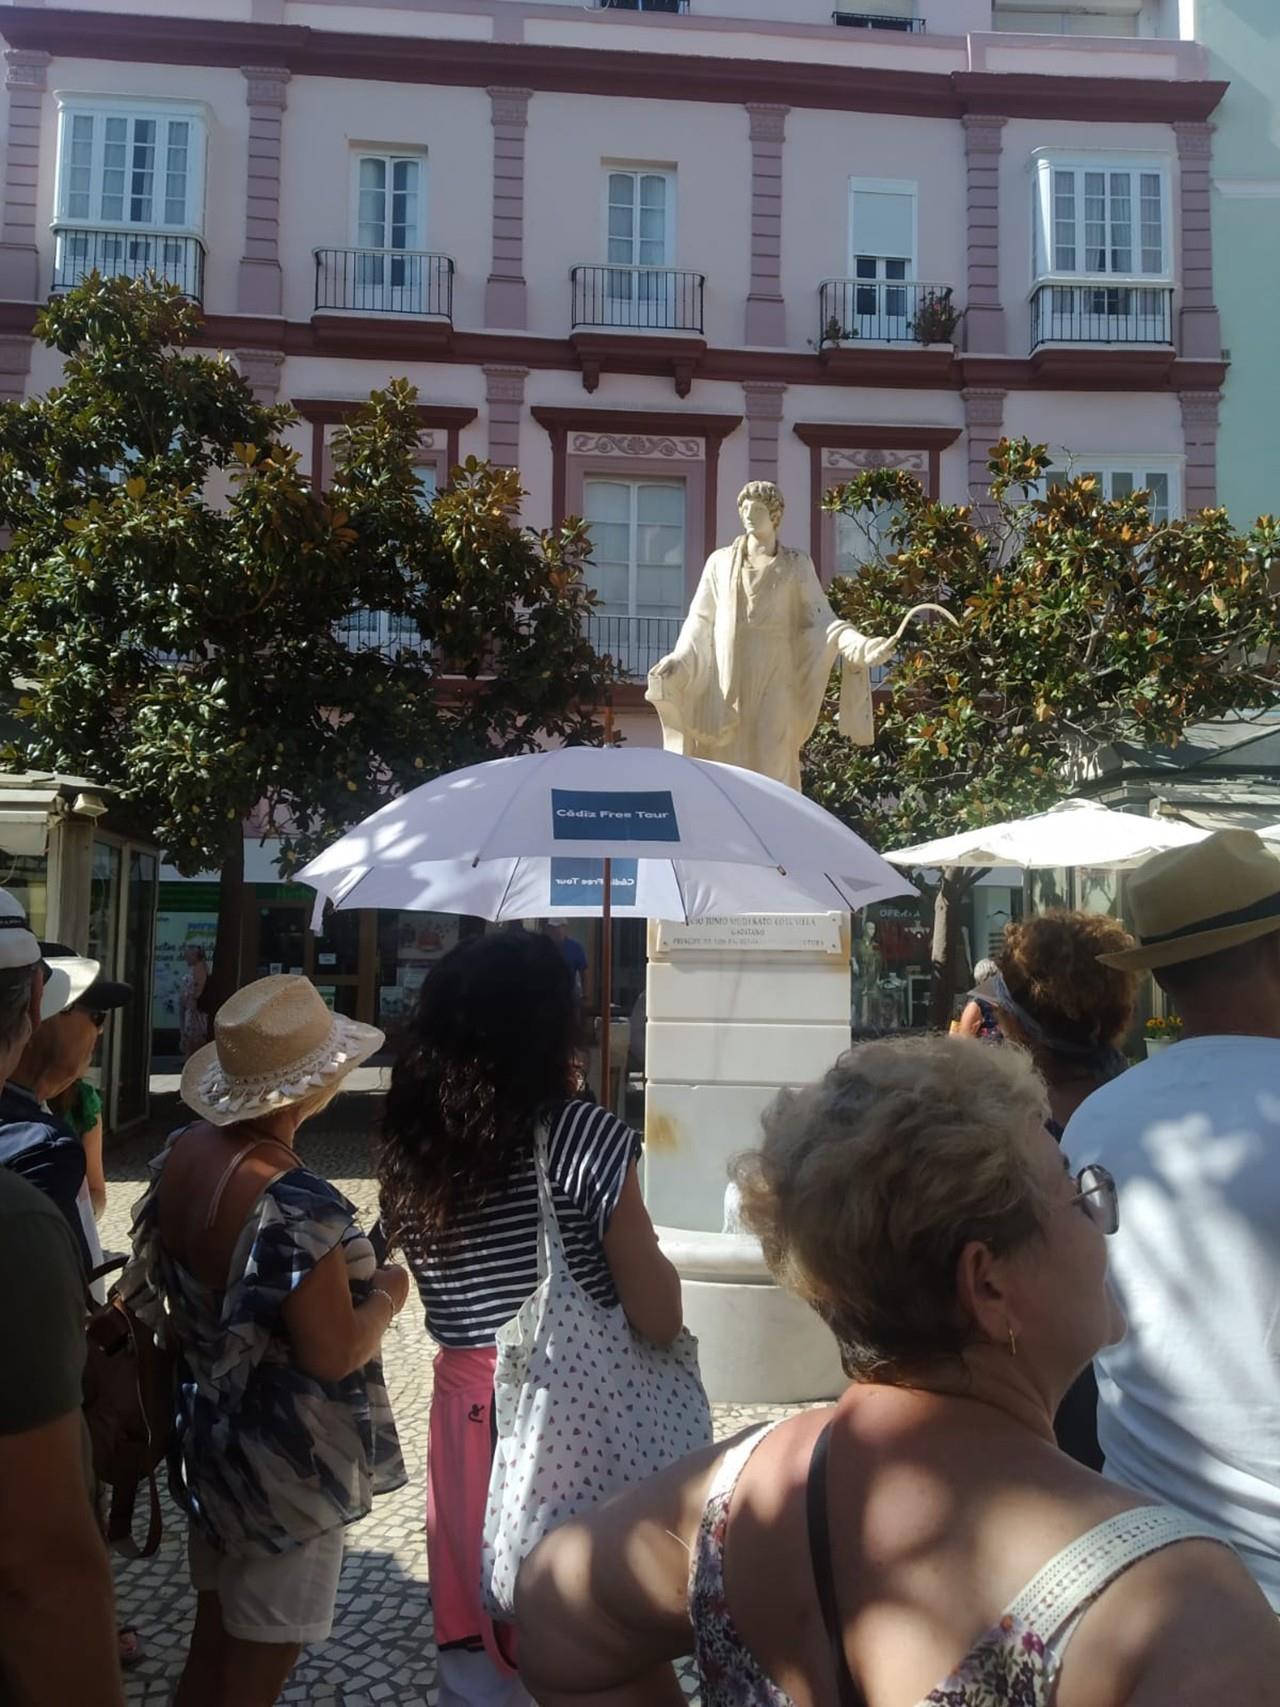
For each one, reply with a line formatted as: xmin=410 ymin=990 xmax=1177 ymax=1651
xmin=208 ymin=837 xmax=246 ymax=1021
xmin=928 ymin=869 xmax=970 ymax=1032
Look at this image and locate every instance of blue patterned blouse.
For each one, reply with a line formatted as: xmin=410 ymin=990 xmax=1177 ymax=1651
xmin=123 ymin=1133 xmax=406 ymax=1557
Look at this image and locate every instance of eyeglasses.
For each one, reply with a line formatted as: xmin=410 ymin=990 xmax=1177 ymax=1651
xmin=1066 ymin=1164 xmax=1119 ymax=1236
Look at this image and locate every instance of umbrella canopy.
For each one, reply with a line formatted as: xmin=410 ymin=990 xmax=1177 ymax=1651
xmin=299 ymin=746 xmax=915 ymax=924
xmin=883 ymin=798 xmax=1208 ymax=873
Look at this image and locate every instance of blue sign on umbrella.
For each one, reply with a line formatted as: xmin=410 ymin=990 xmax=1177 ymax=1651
xmin=549 ymin=858 xmax=639 ymax=908
xmin=551 ymin=789 xmax=680 ymax=843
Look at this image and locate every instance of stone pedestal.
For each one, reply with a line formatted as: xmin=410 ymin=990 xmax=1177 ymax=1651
xmin=643 ymin=913 xmax=851 ymax=1402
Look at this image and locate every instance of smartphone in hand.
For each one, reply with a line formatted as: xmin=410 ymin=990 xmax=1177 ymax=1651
xmin=367 ymin=1218 xmax=390 ymax=1264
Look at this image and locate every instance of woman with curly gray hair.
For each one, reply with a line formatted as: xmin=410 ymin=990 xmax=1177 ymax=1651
xmin=516 ymin=1035 xmax=1280 ymax=1707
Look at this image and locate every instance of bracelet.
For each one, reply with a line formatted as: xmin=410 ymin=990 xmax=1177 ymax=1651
xmin=368 ymin=1282 xmax=402 ymax=1319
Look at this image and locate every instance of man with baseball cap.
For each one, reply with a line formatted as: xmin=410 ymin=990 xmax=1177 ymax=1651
xmin=1065 ymin=829 xmax=1280 ymax=1610
xmin=0 ymin=890 xmax=125 ymax=1703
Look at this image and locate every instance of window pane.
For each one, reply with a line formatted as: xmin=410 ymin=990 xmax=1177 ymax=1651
xmin=1144 ymin=472 xmax=1170 ymax=524
xmin=67 ymin=114 xmax=94 ymax=219
xmin=1052 ymin=170 xmax=1076 ymax=272
xmin=163 ymin=120 xmax=189 ymax=225
xmin=1084 ymin=171 xmax=1106 ymax=272
xmin=102 ymin=116 xmax=128 ymax=223
xmin=358 ymin=158 xmax=387 ymax=247
xmin=1110 ymin=470 xmax=1134 ymax=499
xmin=359 ymin=157 xmax=387 ymax=190
xmin=1109 ymin=172 xmax=1132 ymax=273
xmin=639 ymin=174 xmax=667 ymax=210
xmin=129 ymin=117 xmax=156 ymax=224
xmin=853 ymin=187 xmax=914 ymax=262
xmin=413 ymin=466 xmax=437 ymax=507
xmin=1140 ymin=173 xmax=1163 ymax=274
xmin=636 ymin=482 xmax=684 ymax=526
xmin=608 ymin=173 xmax=635 ymax=208
xmin=854 ymin=255 xmax=878 ymax=280
xmin=583 ymin=480 xmax=632 ymax=524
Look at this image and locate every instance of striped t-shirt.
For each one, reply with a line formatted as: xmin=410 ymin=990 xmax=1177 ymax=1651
xmin=406 ymin=1100 xmax=643 ymax=1350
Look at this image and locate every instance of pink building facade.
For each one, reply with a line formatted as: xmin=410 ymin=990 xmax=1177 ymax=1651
xmin=0 ymin=0 xmax=1228 ymax=1032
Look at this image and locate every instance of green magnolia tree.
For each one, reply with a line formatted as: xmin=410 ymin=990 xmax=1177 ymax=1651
xmin=804 ymin=440 xmax=1280 ymax=1026
xmin=0 ymin=275 xmax=615 ymax=1005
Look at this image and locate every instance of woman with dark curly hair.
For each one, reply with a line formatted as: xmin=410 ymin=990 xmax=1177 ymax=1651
xmin=989 ymin=910 xmax=1141 ymax=1136
xmin=380 ymin=930 xmax=681 ymax=1707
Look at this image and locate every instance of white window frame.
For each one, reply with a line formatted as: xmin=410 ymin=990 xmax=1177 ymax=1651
xmin=1031 ymin=150 xmax=1172 ymax=289
xmin=582 ymin=475 xmax=687 ymax=621
xmin=349 ymin=149 xmax=428 ymax=254
xmin=601 ymin=165 xmax=677 ymax=270
xmin=848 ymin=176 xmax=918 ymax=281
xmin=1045 ymin=454 xmax=1183 ymax=522
xmin=54 ymin=94 xmax=208 ymax=236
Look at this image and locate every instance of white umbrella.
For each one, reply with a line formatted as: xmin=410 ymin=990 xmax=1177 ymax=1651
xmin=883 ymin=797 xmax=1208 ymax=872
xmin=299 ymin=746 xmax=915 ymax=1096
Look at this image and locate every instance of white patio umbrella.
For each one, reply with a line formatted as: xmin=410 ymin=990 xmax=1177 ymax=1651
xmin=299 ymin=746 xmax=915 ymax=1095
xmin=883 ymin=797 xmax=1208 ymax=872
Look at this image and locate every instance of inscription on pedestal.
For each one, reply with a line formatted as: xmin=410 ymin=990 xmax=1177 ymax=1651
xmin=653 ymin=913 xmax=844 ymax=957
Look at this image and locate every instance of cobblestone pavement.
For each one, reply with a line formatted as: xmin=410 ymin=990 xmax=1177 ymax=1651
xmin=102 ymin=1093 xmax=813 ymax=1705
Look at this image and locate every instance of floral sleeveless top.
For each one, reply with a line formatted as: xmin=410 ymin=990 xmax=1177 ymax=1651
xmin=691 ymin=1424 xmax=1228 ymax=1707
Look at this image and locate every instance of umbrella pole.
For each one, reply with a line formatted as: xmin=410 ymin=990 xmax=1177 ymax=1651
xmin=600 ymin=856 xmax=613 ymax=1110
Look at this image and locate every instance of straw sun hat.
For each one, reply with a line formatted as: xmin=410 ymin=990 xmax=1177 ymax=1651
xmin=182 ymin=974 xmax=384 ymax=1127
xmin=1098 ymin=829 xmax=1280 ymax=972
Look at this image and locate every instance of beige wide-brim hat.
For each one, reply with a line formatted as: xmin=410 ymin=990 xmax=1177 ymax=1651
xmin=181 ymin=973 xmax=384 ymax=1127
xmin=1099 ymin=829 xmax=1280 ymax=972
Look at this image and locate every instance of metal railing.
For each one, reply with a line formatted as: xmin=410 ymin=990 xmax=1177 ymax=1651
xmin=584 ymin=613 xmax=682 ymax=678
xmin=571 ymin=265 xmax=705 ymax=335
xmin=597 ymin=0 xmax=689 ymax=9
xmin=819 ymin=279 xmax=956 ymax=345
xmin=51 ymin=226 xmax=206 ymax=302
xmin=1030 ymin=283 xmax=1174 ymax=349
xmin=336 ymin=610 xmax=427 ymax=655
xmin=833 ymin=11 xmax=925 ymax=29
xmin=313 ymin=248 xmax=455 ymax=319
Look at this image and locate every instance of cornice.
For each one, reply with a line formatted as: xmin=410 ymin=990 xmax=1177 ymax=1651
xmin=0 ymin=8 xmax=1229 ymax=125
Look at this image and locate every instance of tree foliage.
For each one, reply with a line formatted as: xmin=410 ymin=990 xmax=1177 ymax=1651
xmin=804 ymin=440 xmax=1280 ymax=1020
xmin=0 ymin=275 xmax=616 ymax=992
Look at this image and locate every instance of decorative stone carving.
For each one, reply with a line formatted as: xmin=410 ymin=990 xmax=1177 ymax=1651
xmin=962 ymin=386 xmax=1008 ymax=427
xmin=570 ymin=432 xmax=702 ymax=461
xmin=746 ymin=103 xmax=789 ymax=144
xmin=1173 ymin=121 xmax=1214 ymax=160
xmin=1179 ymin=390 xmax=1223 ymax=427
xmin=484 ymin=366 xmax=528 ymax=404
xmin=241 ymin=65 xmax=291 ymax=108
xmin=4 ymin=49 xmax=49 ymax=91
xmin=962 ymin=114 xmax=1006 ymax=155
xmin=823 ymin=447 xmax=928 ymax=475
xmin=488 ymin=87 xmax=532 ymax=129
xmin=743 ymin=383 xmax=786 ymax=422
xmin=236 ymin=348 xmax=285 ymax=403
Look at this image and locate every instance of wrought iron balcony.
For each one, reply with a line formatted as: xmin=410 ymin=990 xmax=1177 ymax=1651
xmin=833 ymin=11 xmax=925 ymax=29
xmin=818 ymin=279 xmax=957 ymax=346
xmin=1030 ymin=282 xmax=1174 ymax=349
xmin=596 ymin=0 xmax=689 ymax=11
xmin=336 ymin=610 xmax=427 ymax=656
xmin=571 ymin=265 xmax=705 ymax=335
xmin=51 ymin=226 xmax=205 ymax=302
xmin=584 ymin=612 xmax=682 ymax=679
xmin=313 ymin=248 xmax=454 ymax=319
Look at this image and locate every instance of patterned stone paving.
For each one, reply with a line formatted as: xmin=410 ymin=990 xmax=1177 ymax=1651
xmin=102 ymin=1094 xmax=810 ymax=1704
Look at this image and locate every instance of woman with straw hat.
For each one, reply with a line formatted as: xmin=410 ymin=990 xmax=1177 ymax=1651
xmin=122 ymin=975 xmax=408 ymax=1707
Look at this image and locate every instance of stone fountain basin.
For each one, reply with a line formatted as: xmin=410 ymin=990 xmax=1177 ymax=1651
xmin=656 ymin=1224 xmax=845 ymax=1404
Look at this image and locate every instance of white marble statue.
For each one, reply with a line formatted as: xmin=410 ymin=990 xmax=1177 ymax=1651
xmin=646 ymin=480 xmax=951 ymax=792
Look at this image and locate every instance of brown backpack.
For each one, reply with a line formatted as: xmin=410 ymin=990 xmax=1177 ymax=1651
xmin=83 ymin=1258 xmax=177 ymax=1559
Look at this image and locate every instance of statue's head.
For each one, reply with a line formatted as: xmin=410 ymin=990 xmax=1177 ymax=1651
xmin=738 ymin=481 xmax=784 ymax=535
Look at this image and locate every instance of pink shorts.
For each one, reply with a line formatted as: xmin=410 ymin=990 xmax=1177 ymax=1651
xmin=426 ymin=1345 xmax=518 ymax=1675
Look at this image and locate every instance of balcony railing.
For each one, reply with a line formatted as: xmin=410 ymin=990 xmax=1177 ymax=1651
xmin=833 ymin=11 xmax=925 ymax=29
xmin=571 ymin=265 xmax=705 ymax=335
xmin=337 ymin=610 xmax=427 ymax=655
xmin=584 ymin=612 xmax=682 ymax=678
xmin=51 ymin=226 xmax=206 ymax=302
xmin=819 ymin=279 xmax=957 ymax=346
xmin=1030 ymin=282 xmax=1174 ymax=349
xmin=313 ymin=248 xmax=455 ymax=319
xmin=596 ymin=0 xmax=689 ymax=9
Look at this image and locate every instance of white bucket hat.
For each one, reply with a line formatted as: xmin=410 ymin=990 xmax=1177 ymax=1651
xmin=181 ymin=974 xmax=384 ymax=1127
xmin=0 ymin=888 xmax=98 ymax=1017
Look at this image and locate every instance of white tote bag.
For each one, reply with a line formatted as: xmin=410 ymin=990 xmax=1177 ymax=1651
xmin=480 ymin=1125 xmax=713 ymax=1618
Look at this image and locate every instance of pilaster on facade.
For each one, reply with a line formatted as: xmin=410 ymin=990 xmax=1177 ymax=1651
xmin=484 ymin=365 xmax=528 ymax=470
xmin=0 ymin=333 xmax=34 ymax=404
xmin=239 ymin=66 xmax=291 ymax=318
xmin=962 ymin=386 xmax=1007 ymax=512
xmin=486 ymin=88 xmax=532 ymax=331
xmin=744 ymin=104 xmax=789 ymax=348
xmin=1174 ymin=121 xmax=1220 ymax=363
xmin=743 ymin=382 xmax=786 ymax=484
xmin=236 ymin=348 xmax=286 ymax=405
xmin=1179 ymin=389 xmax=1222 ymax=512
xmin=0 ymin=48 xmax=49 ymax=304
xmin=962 ymin=116 xmax=1006 ymax=357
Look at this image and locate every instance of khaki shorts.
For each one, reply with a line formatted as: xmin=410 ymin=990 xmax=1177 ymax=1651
xmin=188 ymin=1523 xmax=345 ymax=1646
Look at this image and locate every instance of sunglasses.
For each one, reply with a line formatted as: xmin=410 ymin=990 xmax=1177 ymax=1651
xmin=1066 ymin=1164 xmax=1119 ymax=1236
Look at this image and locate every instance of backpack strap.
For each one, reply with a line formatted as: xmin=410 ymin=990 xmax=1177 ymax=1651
xmin=805 ymin=1423 xmax=868 ymax=1707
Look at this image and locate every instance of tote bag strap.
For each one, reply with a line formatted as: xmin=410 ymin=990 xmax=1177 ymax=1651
xmin=533 ymin=1117 xmax=572 ymax=1285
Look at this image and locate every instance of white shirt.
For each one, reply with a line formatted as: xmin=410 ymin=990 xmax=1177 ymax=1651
xmin=1065 ymin=1035 xmax=1280 ymax=1608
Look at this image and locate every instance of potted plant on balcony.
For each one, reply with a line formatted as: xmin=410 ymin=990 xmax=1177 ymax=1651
xmin=910 ymin=289 xmax=959 ymax=347
xmin=817 ymin=314 xmax=857 ymax=350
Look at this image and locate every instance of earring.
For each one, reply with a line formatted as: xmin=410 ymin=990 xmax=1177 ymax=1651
xmin=1007 ymin=1325 xmax=1018 ymax=1359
